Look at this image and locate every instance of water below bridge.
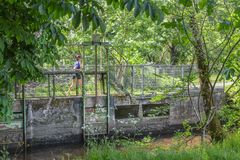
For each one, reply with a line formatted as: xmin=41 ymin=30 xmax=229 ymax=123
xmin=12 ymin=135 xmax=205 ymax=160
xmin=13 ymin=144 xmax=85 ymax=160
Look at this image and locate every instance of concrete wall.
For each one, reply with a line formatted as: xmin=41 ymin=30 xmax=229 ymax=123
xmin=27 ymin=98 xmax=83 ymax=145
xmin=0 ymin=88 xmax=224 ymax=147
xmin=114 ymin=88 xmax=224 ymax=135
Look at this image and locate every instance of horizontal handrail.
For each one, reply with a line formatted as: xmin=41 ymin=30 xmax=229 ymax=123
xmin=43 ymin=70 xmax=107 ymax=75
xmin=43 ymin=64 xmax=195 ymax=69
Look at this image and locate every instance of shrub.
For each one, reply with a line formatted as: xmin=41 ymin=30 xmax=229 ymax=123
xmin=80 ymin=133 xmax=240 ymax=160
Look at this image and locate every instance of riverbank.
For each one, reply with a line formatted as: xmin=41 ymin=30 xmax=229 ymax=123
xmin=9 ymin=133 xmax=240 ymax=160
xmin=80 ymin=133 xmax=240 ymax=160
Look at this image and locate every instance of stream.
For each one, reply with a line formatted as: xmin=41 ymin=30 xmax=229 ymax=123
xmin=12 ymin=144 xmax=85 ymax=160
xmin=10 ymin=135 xmax=203 ymax=160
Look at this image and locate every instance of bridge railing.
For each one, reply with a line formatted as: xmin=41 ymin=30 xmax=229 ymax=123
xmin=108 ymin=64 xmax=198 ymax=97
xmin=14 ymin=64 xmax=226 ymax=99
xmin=14 ymin=70 xmax=107 ymax=99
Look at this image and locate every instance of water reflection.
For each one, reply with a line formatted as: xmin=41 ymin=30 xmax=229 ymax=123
xmin=13 ymin=144 xmax=85 ymax=160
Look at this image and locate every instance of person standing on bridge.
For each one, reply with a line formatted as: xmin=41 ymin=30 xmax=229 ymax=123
xmin=66 ymin=54 xmax=82 ymax=96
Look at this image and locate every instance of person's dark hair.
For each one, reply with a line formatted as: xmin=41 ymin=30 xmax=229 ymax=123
xmin=75 ymin=54 xmax=81 ymax=59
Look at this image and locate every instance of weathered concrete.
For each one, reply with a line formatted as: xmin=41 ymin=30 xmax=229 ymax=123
xmin=27 ymin=98 xmax=83 ymax=145
xmin=0 ymin=88 xmax=224 ymax=148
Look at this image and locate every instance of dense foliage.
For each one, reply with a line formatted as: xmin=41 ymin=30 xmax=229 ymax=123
xmin=1 ymin=0 xmax=240 ymax=141
xmin=0 ymin=0 xmax=163 ymax=121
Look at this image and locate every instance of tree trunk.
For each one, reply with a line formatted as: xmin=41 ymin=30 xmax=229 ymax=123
xmin=169 ymin=43 xmax=179 ymax=65
xmin=189 ymin=14 xmax=223 ymax=141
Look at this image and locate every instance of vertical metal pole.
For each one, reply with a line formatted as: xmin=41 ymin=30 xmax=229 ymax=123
xmin=82 ymin=46 xmax=86 ymax=143
xmin=14 ymin=81 xmax=17 ymax=99
xmin=76 ymin=74 xmax=79 ymax=96
xmin=52 ymin=74 xmax=55 ymax=98
xmin=48 ymin=74 xmax=51 ymax=97
xmin=95 ymin=45 xmax=98 ymax=105
xmin=106 ymin=47 xmax=110 ymax=134
xmin=141 ymin=65 xmax=144 ymax=97
xmin=159 ymin=66 xmax=162 ymax=87
xmin=131 ymin=66 xmax=134 ymax=94
xmin=181 ymin=65 xmax=184 ymax=78
xmin=100 ymin=47 xmax=103 ymax=71
xmin=154 ymin=65 xmax=157 ymax=87
xmin=172 ymin=66 xmax=175 ymax=85
xmin=223 ymin=75 xmax=225 ymax=90
xmin=82 ymin=71 xmax=85 ymax=143
xmin=102 ymin=73 xmax=106 ymax=94
xmin=22 ymin=85 xmax=27 ymax=158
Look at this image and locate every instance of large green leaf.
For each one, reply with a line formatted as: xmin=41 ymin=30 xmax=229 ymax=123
xmin=92 ymin=15 xmax=99 ymax=31
xmin=143 ymin=1 xmax=149 ymax=17
xmin=199 ymin=0 xmax=207 ymax=9
xmin=99 ymin=19 xmax=106 ymax=33
xmin=154 ymin=7 xmax=165 ymax=23
xmin=68 ymin=4 xmax=76 ymax=13
xmin=126 ymin=0 xmax=134 ymax=12
xmin=106 ymin=0 xmax=113 ymax=5
xmin=178 ymin=0 xmax=192 ymax=7
xmin=0 ymin=38 xmax=5 ymax=65
xmin=133 ymin=0 xmax=141 ymax=17
xmin=82 ymin=14 xmax=90 ymax=31
xmin=223 ymin=68 xmax=235 ymax=80
xmin=113 ymin=0 xmax=119 ymax=9
xmin=120 ymin=0 xmax=126 ymax=10
xmin=92 ymin=0 xmax=105 ymax=13
xmin=58 ymin=32 xmax=66 ymax=44
xmin=72 ymin=11 xmax=81 ymax=29
xmin=149 ymin=4 xmax=155 ymax=21
xmin=50 ymin=24 xmax=57 ymax=39
xmin=0 ymin=38 xmax=5 ymax=52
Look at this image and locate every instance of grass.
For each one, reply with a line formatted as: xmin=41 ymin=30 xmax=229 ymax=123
xmin=74 ymin=133 xmax=240 ymax=160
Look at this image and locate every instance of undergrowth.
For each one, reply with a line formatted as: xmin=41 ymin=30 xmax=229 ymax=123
xmin=75 ymin=133 xmax=240 ymax=160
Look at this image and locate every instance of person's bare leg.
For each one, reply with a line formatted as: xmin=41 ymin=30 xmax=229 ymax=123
xmin=77 ymin=79 xmax=82 ymax=95
xmin=66 ymin=79 xmax=76 ymax=96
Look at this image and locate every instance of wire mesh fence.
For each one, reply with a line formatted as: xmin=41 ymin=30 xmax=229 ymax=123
xmin=108 ymin=64 xmax=199 ymax=97
xmin=14 ymin=64 xmax=227 ymax=99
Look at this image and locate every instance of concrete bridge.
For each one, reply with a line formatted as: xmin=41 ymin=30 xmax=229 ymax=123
xmin=0 ymin=64 xmax=225 ymax=149
xmin=0 ymin=88 xmax=224 ymax=148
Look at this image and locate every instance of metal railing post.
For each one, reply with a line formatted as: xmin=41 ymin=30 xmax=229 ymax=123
xmin=154 ymin=65 xmax=157 ymax=87
xmin=14 ymin=81 xmax=17 ymax=99
xmin=131 ymin=65 xmax=134 ymax=94
xmin=52 ymin=74 xmax=55 ymax=98
xmin=81 ymin=71 xmax=85 ymax=143
xmin=141 ymin=65 xmax=144 ymax=97
xmin=181 ymin=65 xmax=184 ymax=78
xmin=95 ymin=44 xmax=98 ymax=105
xmin=82 ymin=45 xmax=86 ymax=144
xmin=22 ymin=85 xmax=27 ymax=158
xmin=48 ymin=74 xmax=51 ymax=97
xmin=106 ymin=47 xmax=110 ymax=134
xmin=76 ymin=72 xmax=79 ymax=96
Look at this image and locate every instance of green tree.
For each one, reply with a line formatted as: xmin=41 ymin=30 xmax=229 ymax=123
xmin=2 ymin=0 xmax=240 ymax=142
xmin=163 ymin=0 xmax=240 ymax=141
xmin=0 ymin=0 xmax=163 ymax=121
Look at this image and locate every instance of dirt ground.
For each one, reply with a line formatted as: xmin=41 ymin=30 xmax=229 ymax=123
xmin=146 ymin=135 xmax=211 ymax=150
